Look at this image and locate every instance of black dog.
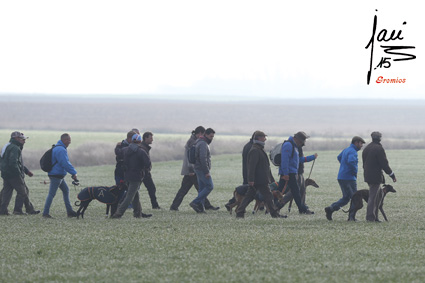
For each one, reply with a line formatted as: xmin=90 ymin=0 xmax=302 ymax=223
xmin=75 ymin=182 xmax=127 ymax=219
xmin=345 ymin=184 xmax=396 ymax=221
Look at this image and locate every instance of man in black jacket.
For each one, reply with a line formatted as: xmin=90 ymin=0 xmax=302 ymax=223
xmin=362 ymin=131 xmax=396 ymax=222
xmin=112 ymin=134 xmax=152 ymax=219
xmin=140 ymin=132 xmax=160 ymax=209
xmin=235 ymin=131 xmax=285 ymax=219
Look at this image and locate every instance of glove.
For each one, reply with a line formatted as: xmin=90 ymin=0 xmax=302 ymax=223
xmin=390 ymin=172 xmax=396 ymax=182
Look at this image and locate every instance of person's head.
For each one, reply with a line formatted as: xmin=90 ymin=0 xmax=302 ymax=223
xmin=293 ymin=131 xmax=309 ymax=147
xmin=204 ymin=128 xmax=215 ymax=143
xmin=371 ymin=131 xmax=382 ymax=143
xmin=132 ymin=134 xmax=142 ymax=143
xmin=131 ymin=128 xmax=140 ymax=135
xmin=143 ymin=132 xmax=153 ymax=144
xmin=193 ymin=126 xmax=206 ymax=138
xmin=126 ymin=131 xmax=136 ymax=143
xmin=61 ymin=133 xmax=71 ymax=148
xmin=11 ymin=131 xmax=28 ymax=145
xmin=253 ymin=130 xmax=267 ymax=142
xmin=351 ymin=136 xmax=366 ymax=150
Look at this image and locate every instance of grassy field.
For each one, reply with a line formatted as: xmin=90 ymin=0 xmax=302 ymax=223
xmin=1 ymin=149 xmax=424 ymax=282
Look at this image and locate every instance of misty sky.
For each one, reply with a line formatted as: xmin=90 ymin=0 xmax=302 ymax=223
xmin=0 ymin=0 xmax=423 ymax=99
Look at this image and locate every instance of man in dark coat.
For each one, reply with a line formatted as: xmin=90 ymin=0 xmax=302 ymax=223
xmin=0 ymin=131 xmax=37 ymax=215
xmin=362 ymin=131 xmax=396 ymax=222
xmin=235 ymin=131 xmax=285 ymax=218
xmin=140 ymin=131 xmax=161 ymax=209
xmin=111 ymin=134 xmax=152 ymax=218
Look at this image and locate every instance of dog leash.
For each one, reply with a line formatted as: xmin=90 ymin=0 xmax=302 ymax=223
xmin=307 ymin=159 xmax=316 ymax=180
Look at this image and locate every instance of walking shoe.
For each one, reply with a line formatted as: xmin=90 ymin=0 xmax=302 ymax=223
xmin=110 ymin=213 xmax=122 ymax=219
xmin=236 ymin=213 xmax=244 ymax=219
xmin=325 ymin=207 xmax=333 ymax=221
xmin=272 ymin=213 xmax=287 ymax=218
xmin=225 ymin=203 xmax=231 ymax=212
xmin=152 ymin=205 xmax=161 ymax=209
xmin=67 ymin=211 xmax=78 ymax=218
xmin=205 ymin=206 xmax=220 ymax=211
xmin=0 ymin=212 xmax=10 ymax=216
xmin=42 ymin=214 xmax=53 ymax=219
xmin=27 ymin=210 xmax=41 ymax=215
xmin=170 ymin=207 xmax=179 ymax=211
xmin=142 ymin=213 xmax=152 ymax=218
xmin=300 ymin=209 xmax=315 ymax=215
xmin=189 ymin=202 xmax=202 ymax=213
xmin=13 ymin=211 xmax=27 ymax=215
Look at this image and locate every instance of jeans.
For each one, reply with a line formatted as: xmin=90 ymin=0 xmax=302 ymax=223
xmin=192 ymin=170 xmax=214 ymax=207
xmin=330 ymin=179 xmax=357 ymax=211
xmin=171 ymin=175 xmax=212 ymax=209
xmin=43 ymin=177 xmax=73 ymax=215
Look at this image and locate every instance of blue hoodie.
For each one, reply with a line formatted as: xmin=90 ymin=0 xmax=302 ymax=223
xmin=337 ymin=143 xmax=359 ymax=180
xmin=48 ymin=140 xmax=77 ymax=177
xmin=279 ymin=136 xmax=299 ymax=176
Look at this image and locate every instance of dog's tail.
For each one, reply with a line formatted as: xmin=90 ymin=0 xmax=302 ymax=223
xmin=74 ymin=200 xmax=81 ymax=207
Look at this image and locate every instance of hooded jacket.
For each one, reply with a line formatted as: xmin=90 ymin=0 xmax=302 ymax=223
xmin=123 ymin=143 xmax=151 ymax=182
xmin=49 ymin=140 xmax=77 ymax=177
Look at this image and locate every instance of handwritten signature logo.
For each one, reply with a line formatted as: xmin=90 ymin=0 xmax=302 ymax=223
xmin=365 ymin=9 xmax=416 ymax=85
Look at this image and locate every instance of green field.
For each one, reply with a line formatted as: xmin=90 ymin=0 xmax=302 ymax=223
xmin=1 ymin=149 xmax=424 ymax=282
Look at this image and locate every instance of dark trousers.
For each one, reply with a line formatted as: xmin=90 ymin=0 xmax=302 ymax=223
xmin=14 ymin=184 xmax=37 ymax=213
xmin=278 ymin=173 xmax=308 ymax=213
xmin=278 ymin=174 xmax=306 ymax=209
xmin=170 ymin=175 xmax=212 ymax=209
xmin=0 ymin=177 xmax=27 ymax=214
xmin=236 ymin=184 xmax=278 ymax=217
xmin=142 ymin=172 xmax=159 ymax=208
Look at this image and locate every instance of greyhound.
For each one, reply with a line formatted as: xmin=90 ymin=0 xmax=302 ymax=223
xmin=344 ymin=184 xmax=396 ymax=221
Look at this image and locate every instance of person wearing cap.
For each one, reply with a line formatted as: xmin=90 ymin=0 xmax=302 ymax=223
xmin=225 ymin=131 xmax=256 ymax=212
xmin=0 ymin=131 xmax=38 ymax=215
xmin=111 ymin=134 xmax=152 ymax=219
xmin=325 ymin=136 xmax=365 ymax=221
xmin=235 ymin=131 xmax=285 ymax=218
xmin=189 ymin=128 xmax=216 ymax=213
xmin=170 ymin=126 xmax=218 ymax=211
xmin=276 ymin=139 xmax=318 ymax=211
xmin=278 ymin=131 xmax=314 ymax=214
xmin=362 ymin=131 xmax=396 ymax=222
xmin=42 ymin=133 xmax=79 ymax=218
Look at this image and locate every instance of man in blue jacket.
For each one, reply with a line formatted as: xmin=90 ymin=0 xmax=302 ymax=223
xmin=278 ymin=131 xmax=314 ymax=214
xmin=42 ymin=133 xmax=79 ymax=218
xmin=325 ymin=136 xmax=365 ymax=220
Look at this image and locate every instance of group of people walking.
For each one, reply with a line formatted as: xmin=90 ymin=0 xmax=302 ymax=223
xmin=0 ymin=128 xmax=396 ymax=222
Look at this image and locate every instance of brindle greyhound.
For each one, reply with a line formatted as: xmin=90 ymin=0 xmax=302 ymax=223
xmin=344 ymin=184 xmax=396 ymax=221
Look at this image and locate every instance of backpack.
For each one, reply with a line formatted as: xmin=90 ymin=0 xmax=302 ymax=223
xmin=187 ymin=141 xmax=198 ymax=164
xmin=269 ymin=141 xmax=296 ymax=166
xmin=40 ymin=145 xmax=57 ymax=172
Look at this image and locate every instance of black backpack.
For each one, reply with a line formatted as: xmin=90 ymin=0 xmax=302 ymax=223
xmin=187 ymin=140 xmax=200 ymax=164
xmin=40 ymin=145 xmax=57 ymax=172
